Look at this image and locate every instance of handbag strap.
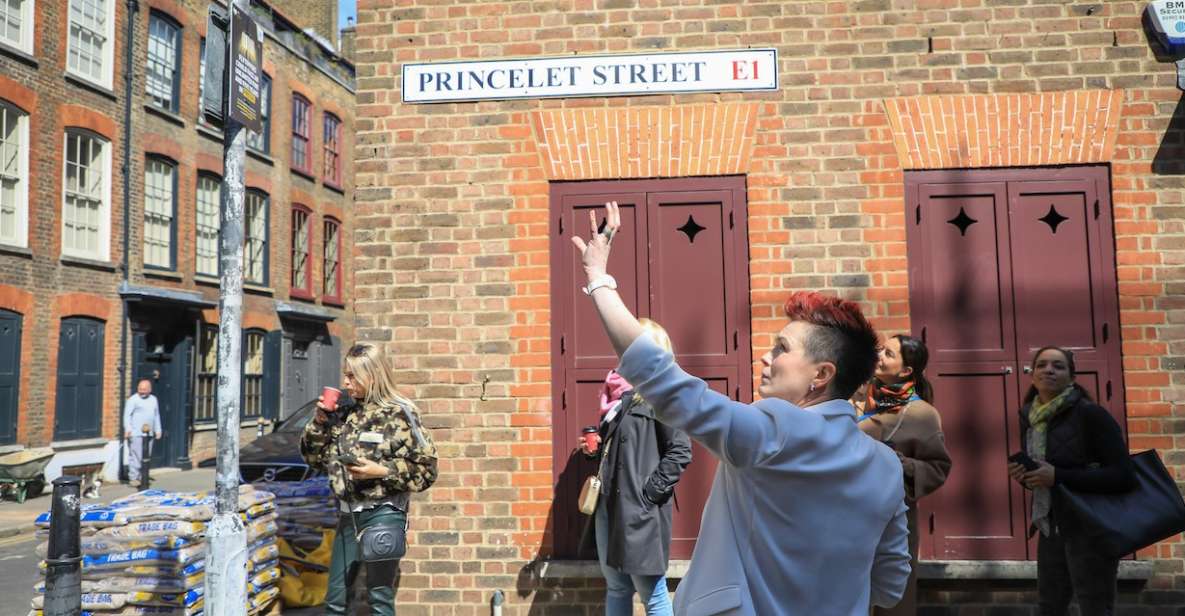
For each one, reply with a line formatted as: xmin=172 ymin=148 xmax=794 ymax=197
xmin=596 ymin=437 xmax=612 ymax=481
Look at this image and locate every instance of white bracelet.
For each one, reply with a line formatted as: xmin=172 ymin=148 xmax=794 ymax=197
xmin=582 ymin=274 xmax=617 ymax=295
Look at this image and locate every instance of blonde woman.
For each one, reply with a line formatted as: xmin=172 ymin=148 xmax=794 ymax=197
xmin=300 ymin=343 xmax=438 ymax=616
xmin=578 ymin=319 xmax=692 ymax=616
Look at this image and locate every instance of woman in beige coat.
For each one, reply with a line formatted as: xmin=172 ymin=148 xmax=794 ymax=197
xmin=858 ymin=335 xmax=952 ymax=616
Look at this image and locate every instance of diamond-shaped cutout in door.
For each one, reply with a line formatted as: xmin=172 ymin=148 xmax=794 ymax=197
xmin=947 ymin=207 xmax=978 ymax=237
xmin=677 ymin=215 xmax=706 ymax=243
xmin=1038 ymin=204 xmax=1069 ymax=234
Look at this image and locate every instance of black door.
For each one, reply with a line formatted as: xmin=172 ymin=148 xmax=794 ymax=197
xmin=55 ymin=317 xmax=104 ymax=441
xmin=0 ymin=310 xmax=20 ymax=445
xmin=133 ymin=329 xmax=192 ymax=468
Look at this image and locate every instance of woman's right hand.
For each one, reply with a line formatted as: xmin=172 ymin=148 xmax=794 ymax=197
xmin=1007 ymin=462 xmax=1027 ymax=487
xmin=313 ymin=396 xmax=331 ymax=424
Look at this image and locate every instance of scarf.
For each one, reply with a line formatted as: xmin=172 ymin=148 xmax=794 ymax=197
xmin=865 ymin=379 xmax=920 ymax=417
xmin=1026 ymin=385 xmax=1078 ymax=537
xmin=599 ymin=370 xmax=632 ymax=421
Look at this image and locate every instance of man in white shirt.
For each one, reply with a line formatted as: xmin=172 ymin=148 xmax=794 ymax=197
xmin=123 ymin=379 xmax=162 ymax=483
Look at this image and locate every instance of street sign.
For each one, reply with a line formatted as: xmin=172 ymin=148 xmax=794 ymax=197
xmin=228 ymin=5 xmax=264 ymax=132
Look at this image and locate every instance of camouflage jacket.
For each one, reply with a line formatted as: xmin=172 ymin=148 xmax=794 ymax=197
xmin=300 ymin=398 xmax=438 ymax=503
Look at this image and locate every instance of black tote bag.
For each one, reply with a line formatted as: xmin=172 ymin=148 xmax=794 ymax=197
xmin=1055 ymin=449 xmax=1185 ymax=559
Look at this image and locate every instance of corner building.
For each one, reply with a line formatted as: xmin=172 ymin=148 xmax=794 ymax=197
xmin=0 ymin=0 xmax=355 ymax=482
xmin=354 ymin=1 xmax=1185 ymax=613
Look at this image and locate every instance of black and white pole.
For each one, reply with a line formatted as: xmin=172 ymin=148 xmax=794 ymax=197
xmin=44 ymin=476 xmax=82 ymax=616
xmin=205 ymin=2 xmax=249 ymax=614
xmin=139 ymin=424 xmax=151 ymax=490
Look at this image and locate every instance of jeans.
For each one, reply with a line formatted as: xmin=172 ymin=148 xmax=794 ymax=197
xmin=594 ymin=504 xmax=673 ymax=616
xmin=326 ymin=505 xmax=405 ymax=616
xmin=1038 ymin=524 xmax=1119 ymax=616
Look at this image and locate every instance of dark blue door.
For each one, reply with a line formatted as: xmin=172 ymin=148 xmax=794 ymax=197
xmin=0 ymin=310 xmax=21 ymax=445
xmin=55 ymin=318 xmax=105 ymax=440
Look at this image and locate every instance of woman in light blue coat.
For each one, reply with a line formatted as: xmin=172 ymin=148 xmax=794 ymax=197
xmin=570 ymin=201 xmax=911 ymax=616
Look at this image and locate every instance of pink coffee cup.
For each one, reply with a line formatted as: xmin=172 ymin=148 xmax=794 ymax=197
xmin=321 ymin=386 xmax=343 ymax=411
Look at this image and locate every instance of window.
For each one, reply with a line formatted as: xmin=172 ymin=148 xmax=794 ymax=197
xmin=67 ymin=0 xmax=115 ymax=89
xmin=246 ymin=74 xmax=271 ymax=153
xmin=194 ymin=326 xmax=217 ymax=423
xmin=291 ymin=206 xmax=311 ymax=296
xmin=291 ymin=94 xmax=311 ymax=174
xmin=242 ymin=330 xmax=264 ymax=418
xmin=146 ymin=12 xmax=181 ymax=112
xmin=0 ymin=0 xmax=34 ymax=54
xmin=196 ymin=173 xmax=220 ymax=276
xmin=244 ymin=190 xmax=268 ymax=285
xmin=0 ymin=102 xmax=28 ymax=247
xmin=143 ymin=158 xmax=176 ymax=269
xmin=322 ymin=217 xmax=341 ymax=301
xmin=323 ymin=113 xmax=342 ymax=187
xmin=62 ymin=130 xmax=110 ymax=260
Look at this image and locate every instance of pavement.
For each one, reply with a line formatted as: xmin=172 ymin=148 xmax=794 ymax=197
xmin=0 ymin=467 xmax=219 ymax=538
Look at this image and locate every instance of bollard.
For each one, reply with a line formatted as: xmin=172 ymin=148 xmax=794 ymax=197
xmin=139 ymin=424 xmax=151 ymax=490
xmin=490 ymin=589 xmax=504 ymax=616
xmin=45 ymin=476 xmax=82 ymax=616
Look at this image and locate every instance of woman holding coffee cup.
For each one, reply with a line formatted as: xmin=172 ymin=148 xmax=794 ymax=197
xmin=300 ymin=343 xmax=438 ymax=616
xmin=578 ymin=319 xmax=692 ymax=616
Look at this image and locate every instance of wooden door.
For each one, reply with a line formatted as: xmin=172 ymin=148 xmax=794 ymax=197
xmin=549 ymin=176 xmax=751 ymax=559
xmin=55 ymin=317 xmax=105 ymax=441
xmin=0 ymin=310 xmax=20 ymax=446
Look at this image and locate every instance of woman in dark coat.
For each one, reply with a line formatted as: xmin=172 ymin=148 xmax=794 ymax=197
xmin=579 ymin=319 xmax=692 ymax=616
xmin=1007 ymin=346 xmax=1135 ymax=616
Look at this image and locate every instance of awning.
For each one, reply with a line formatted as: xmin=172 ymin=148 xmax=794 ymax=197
xmin=119 ymin=282 xmax=216 ymax=308
xmin=275 ymin=301 xmax=336 ymax=323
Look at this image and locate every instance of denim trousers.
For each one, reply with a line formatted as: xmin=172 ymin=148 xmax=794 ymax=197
xmin=1037 ymin=524 xmax=1119 ymax=616
xmin=594 ymin=504 xmax=673 ymax=616
xmin=325 ymin=505 xmax=406 ymax=616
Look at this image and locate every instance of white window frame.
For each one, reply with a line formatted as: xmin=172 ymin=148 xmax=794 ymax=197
xmin=67 ymin=0 xmax=115 ymax=90
xmin=0 ymin=0 xmax=35 ymax=54
xmin=61 ymin=130 xmax=111 ymax=261
xmin=0 ymin=101 xmax=29 ymax=248
xmin=146 ymin=11 xmax=181 ymax=112
xmin=195 ymin=173 xmax=220 ymax=276
xmin=143 ymin=157 xmax=176 ymax=270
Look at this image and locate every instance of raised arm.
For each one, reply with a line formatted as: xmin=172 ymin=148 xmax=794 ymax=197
xmin=571 ymin=201 xmax=644 ymax=356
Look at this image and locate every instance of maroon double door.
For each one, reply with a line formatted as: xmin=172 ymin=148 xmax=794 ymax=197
xmin=905 ymin=166 xmax=1125 ymax=560
xmin=548 ymin=176 xmax=752 ymax=559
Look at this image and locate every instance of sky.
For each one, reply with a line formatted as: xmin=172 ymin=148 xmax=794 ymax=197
xmin=339 ymin=0 xmax=356 ymax=29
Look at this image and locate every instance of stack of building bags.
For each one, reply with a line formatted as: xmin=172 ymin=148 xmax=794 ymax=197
xmin=250 ymin=477 xmax=338 ymax=608
xmin=29 ymin=485 xmax=282 ymax=616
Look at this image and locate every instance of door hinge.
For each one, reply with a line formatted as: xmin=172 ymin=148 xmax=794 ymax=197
xmin=920 ymin=326 xmax=927 ymax=345
xmin=929 ymin=513 xmax=935 ymax=535
xmin=1102 ymin=323 xmax=1109 ymax=343
xmin=734 ymin=386 xmax=740 ymax=401
xmin=558 ymin=217 xmax=564 ymax=235
xmin=562 ymin=390 xmax=567 ymax=409
xmin=729 ymin=210 xmax=735 ymax=229
xmin=915 ymin=204 xmax=922 ymax=225
xmin=733 ymin=330 xmax=738 ymax=350
xmin=1094 ymin=199 xmax=1100 ymax=220
xmin=560 ymin=335 xmax=565 ymax=355
xmin=1106 ymin=380 xmax=1112 ymax=401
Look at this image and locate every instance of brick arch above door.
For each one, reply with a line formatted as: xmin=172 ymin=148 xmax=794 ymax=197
xmin=882 ymin=90 xmax=1125 ymax=169
xmin=531 ymin=103 xmax=763 ymax=180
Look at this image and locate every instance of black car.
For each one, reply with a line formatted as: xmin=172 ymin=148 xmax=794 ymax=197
xmin=198 ymin=399 xmax=321 ymax=482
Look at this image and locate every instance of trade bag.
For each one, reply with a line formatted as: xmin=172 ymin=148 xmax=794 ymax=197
xmin=1055 ymin=449 xmax=1185 ymax=559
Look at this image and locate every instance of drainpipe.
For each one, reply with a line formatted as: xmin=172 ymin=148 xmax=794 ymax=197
xmin=117 ymin=0 xmax=139 ymax=483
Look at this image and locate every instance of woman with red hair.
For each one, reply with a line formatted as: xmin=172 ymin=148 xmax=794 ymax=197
xmin=571 ymin=201 xmax=911 ymax=616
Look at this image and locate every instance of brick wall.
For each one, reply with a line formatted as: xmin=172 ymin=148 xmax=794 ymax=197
xmin=268 ymin=0 xmax=338 ymax=47
xmin=354 ymin=1 xmax=1185 ymax=614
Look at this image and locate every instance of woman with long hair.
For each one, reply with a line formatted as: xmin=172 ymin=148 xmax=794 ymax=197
xmin=578 ymin=319 xmax=692 ymax=615
xmin=300 ymin=342 xmax=439 ymax=616
xmin=1007 ymin=346 xmax=1133 ymax=616
xmin=857 ymin=334 xmax=951 ymax=616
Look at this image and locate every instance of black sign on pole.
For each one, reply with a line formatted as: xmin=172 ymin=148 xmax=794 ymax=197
xmin=228 ymin=5 xmax=263 ymax=133
xmin=202 ymin=5 xmax=228 ymax=124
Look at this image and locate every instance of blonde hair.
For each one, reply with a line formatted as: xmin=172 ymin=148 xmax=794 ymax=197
xmin=638 ymin=318 xmax=673 ymax=353
xmin=344 ymin=342 xmax=420 ymax=413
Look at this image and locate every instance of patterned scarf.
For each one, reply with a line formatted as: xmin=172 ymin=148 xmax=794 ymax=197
xmin=866 ymin=379 xmax=919 ymax=415
xmin=599 ymin=370 xmax=632 ymax=421
xmin=1027 ymin=385 xmax=1077 ymax=537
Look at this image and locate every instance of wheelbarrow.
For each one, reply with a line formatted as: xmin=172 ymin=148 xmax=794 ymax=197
xmin=0 ymin=447 xmax=54 ymax=503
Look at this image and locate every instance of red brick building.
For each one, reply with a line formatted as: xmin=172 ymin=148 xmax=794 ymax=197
xmin=353 ymin=1 xmax=1185 ymax=613
xmin=0 ymin=0 xmax=355 ymax=482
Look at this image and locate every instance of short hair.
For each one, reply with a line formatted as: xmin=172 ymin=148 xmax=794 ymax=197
xmin=782 ymin=291 xmax=879 ymax=400
xmin=638 ymin=318 xmax=673 ymax=353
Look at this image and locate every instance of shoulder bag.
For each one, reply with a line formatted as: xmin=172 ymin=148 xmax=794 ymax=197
xmin=578 ymin=437 xmax=612 ymax=515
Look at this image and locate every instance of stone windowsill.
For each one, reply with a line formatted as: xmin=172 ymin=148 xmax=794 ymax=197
xmin=143 ymin=268 xmax=184 ymax=282
xmin=145 ymin=104 xmax=186 ymax=128
xmin=0 ymin=41 xmax=37 ymax=68
xmin=247 ymin=148 xmax=274 ymax=166
xmin=535 ymin=559 xmax=1156 ymax=582
xmin=61 ymin=255 xmax=118 ymax=272
xmin=50 ymin=437 xmax=109 ymax=452
xmin=0 ymin=243 xmax=32 ymax=258
xmin=196 ymin=122 xmax=224 ymax=143
xmin=64 ymin=72 xmax=118 ymax=101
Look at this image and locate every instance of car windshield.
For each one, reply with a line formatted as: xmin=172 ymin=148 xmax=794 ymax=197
xmin=276 ymin=400 xmax=318 ymax=433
